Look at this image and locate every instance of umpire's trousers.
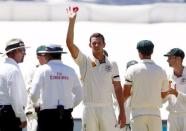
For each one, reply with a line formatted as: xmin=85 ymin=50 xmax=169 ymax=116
xmin=37 ymin=108 xmax=73 ymax=131
xmin=0 ymin=105 xmax=22 ymax=131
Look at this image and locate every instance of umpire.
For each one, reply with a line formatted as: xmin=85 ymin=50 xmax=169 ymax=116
xmin=30 ymin=44 xmax=82 ymax=131
xmin=0 ymin=38 xmax=28 ymax=131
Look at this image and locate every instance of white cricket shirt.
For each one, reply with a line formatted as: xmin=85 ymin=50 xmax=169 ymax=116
xmin=166 ymin=66 xmax=186 ymax=113
xmin=125 ymin=59 xmax=169 ymax=117
xmin=74 ymin=51 xmax=120 ymax=105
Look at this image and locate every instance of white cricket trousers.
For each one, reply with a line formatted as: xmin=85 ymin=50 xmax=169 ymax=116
xmin=131 ymin=115 xmax=162 ymax=131
xmin=82 ymin=104 xmax=120 ymax=131
xmin=167 ymin=112 xmax=186 ymax=131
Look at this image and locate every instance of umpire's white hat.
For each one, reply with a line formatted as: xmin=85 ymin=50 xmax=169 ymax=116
xmin=5 ymin=38 xmax=29 ymax=54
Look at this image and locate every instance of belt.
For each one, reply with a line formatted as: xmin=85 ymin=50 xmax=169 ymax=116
xmin=41 ymin=108 xmax=73 ymax=112
xmin=84 ymin=103 xmax=112 ymax=107
xmin=0 ymin=105 xmax=11 ymax=109
xmin=0 ymin=105 xmax=13 ymax=112
xmin=39 ymin=108 xmax=73 ymax=120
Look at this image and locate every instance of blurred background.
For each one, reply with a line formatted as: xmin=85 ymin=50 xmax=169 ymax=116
xmin=1 ymin=0 xmax=186 ymax=131
xmin=0 ymin=0 xmax=186 ymax=22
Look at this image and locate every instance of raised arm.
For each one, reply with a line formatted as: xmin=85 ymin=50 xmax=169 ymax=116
xmin=66 ymin=6 xmax=80 ymax=59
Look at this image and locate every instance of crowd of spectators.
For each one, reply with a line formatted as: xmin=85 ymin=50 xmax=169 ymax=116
xmin=1 ymin=0 xmax=186 ymax=5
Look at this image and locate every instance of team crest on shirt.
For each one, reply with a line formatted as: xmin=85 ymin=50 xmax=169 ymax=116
xmin=180 ymin=77 xmax=186 ymax=84
xmin=105 ymin=64 xmax=112 ymax=72
xmin=91 ymin=61 xmax=96 ymax=67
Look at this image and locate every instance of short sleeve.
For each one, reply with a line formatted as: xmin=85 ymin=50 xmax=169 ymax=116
xmin=111 ymin=61 xmax=120 ymax=81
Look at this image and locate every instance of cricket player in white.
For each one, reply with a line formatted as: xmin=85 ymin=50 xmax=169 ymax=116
xmin=123 ymin=40 xmax=169 ymax=131
xmin=66 ymin=6 xmax=126 ymax=131
xmin=123 ymin=60 xmax=138 ymax=131
xmin=164 ymin=48 xmax=186 ymax=131
xmin=24 ymin=45 xmax=48 ymax=131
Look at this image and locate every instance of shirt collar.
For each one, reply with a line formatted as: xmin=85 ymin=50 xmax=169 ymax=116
xmin=89 ymin=55 xmax=107 ymax=65
xmin=172 ymin=66 xmax=186 ymax=78
xmin=5 ymin=57 xmax=18 ymax=66
xmin=48 ymin=60 xmax=62 ymax=64
xmin=140 ymin=59 xmax=154 ymax=64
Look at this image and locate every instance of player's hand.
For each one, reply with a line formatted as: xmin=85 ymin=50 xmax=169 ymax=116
xmin=19 ymin=121 xmax=27 ymax=128
xmin=66 ymin=6 xmax=79 ymax=19
xmin=118 ymin=110 xmax=126 ymax=128
xmin=168 ymin=87 xmax=178 ymax=97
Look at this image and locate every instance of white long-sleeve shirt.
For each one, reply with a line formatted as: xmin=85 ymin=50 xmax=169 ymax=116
xmin=21 ymin=63 xmax=38 ymax=113
xmin=30 ymin=60 xmax=82 ymax=110
xmin=0 ymin=57 xmax=27 ymax=121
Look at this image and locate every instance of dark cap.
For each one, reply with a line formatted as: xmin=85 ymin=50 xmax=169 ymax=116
xmin=36 ymin=44 xmax=67 ymax=54
xmin=36 ymin=45 xmax=46 ymax=55
xmin=126 ymin=60 xmax=138 ymax=69
xmin=137 ymin=40 xmax=154 ymax=55
xmin=5 ymin=38 xmax=29 ymax=54
xmin=164 ymin=48 xmax=185 ymax=59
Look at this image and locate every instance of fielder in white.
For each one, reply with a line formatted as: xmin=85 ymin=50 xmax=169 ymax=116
xmin=24 ymin=45 xmax=48 ymax=131
xmin=66 ymin=6 xmax=126 ymax=131
xmin=123 ymin=40 xmax=169 ymax=131
xmin=164 ymin=48 xmax=186 ymax=131
xmin=123 ymin=60 xmax=138 ymax=131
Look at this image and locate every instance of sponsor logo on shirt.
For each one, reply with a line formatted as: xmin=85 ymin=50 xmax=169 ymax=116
xmin=180 ymin=77 xmax=186 ymax=84
xmin=50 ymin=72 xmax=69 ymax=80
